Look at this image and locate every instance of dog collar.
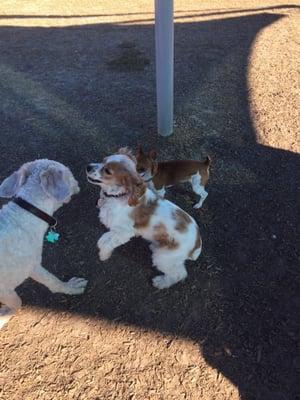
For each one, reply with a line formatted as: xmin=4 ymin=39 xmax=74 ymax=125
xmin=13 ymin=197 xmax=60 ymax=243
xmin=13 ymin=197 xmax=57 ymax=227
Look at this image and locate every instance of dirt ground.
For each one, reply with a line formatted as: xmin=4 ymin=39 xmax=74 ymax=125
xmin=0 ymin=1 xmax=299 ymax=399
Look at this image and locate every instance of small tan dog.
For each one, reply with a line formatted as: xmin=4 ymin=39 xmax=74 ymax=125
xmin=136 ymin=146 xmax=211 ymax=208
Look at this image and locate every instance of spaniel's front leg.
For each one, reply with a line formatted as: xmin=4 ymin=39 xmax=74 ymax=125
xmin=97 ymin=229 xmax=134 ymax=261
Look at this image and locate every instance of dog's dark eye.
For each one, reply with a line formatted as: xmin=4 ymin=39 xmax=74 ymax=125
xmin=104 ymin=167 xmax=112 ymax=175
xmin=138 ymin=168 xmax=145 ymax=173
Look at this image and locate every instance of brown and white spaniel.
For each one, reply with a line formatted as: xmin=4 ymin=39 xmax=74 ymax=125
xmin=86 ymin=148 xmax=202 ymax=289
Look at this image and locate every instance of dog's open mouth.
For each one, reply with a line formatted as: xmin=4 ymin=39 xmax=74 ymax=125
xmin=87 ymin=176 xmax=102 ymax=185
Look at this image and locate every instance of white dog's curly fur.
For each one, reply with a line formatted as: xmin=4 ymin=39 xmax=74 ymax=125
xmin=87 ymin=149 xmax=202 ymax=289
xmin=0 ymin=159 xmax=88 ymax=329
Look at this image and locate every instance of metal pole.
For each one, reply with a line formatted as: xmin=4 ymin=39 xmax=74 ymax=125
xmin=155 ymin=0 xmax=174 ymax=136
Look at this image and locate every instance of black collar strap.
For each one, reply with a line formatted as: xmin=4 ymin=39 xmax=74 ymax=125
xmin=103 ymin=191 xmax=127 ymax=198
xmin=13 ymin=197 xmax=57 ymax=228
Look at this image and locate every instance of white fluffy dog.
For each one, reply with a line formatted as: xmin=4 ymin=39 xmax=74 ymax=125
xmin=86 ymin=148 xmax=202 ymax=289
xmin=0 ymin=159 xmax=88 ymax=329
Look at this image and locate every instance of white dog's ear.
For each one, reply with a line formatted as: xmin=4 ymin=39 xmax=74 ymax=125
xmin=0 ymin=165 xmax=28 ymax=198
xmin=40 ymin=166 xmax=71 ymax=202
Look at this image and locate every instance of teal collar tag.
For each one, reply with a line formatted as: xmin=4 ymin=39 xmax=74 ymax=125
xmin=45 ymin=229 xmax=60 ymax=243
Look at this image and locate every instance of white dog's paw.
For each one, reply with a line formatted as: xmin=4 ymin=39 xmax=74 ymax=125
xmin=152 ymin=275 xmax=172 ymax=290
xmin=0 ymin=306 xmax=15 ymax=329
xmin=65 ymin=277 xmax=88 ymax=295
xmin=99 ymin=248 xmax=112 ymax=261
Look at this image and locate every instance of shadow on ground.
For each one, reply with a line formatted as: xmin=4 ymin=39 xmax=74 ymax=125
xmin=0 ymin=7 xmax=299 ymax=400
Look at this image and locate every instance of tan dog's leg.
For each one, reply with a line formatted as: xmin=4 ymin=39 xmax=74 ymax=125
xmin=191 ymin=173 xmax=208 ymax=208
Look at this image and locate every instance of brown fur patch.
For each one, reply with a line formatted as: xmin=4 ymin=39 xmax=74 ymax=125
xmin=153 ymin=223 xmax=179 ymax=250
xmin=152 ymin=160 xmax=210 ymax=189
xmin=104 ymin=162 xmax=146 ymax=206
xmin=173 ymin=209 xmax=192 ymax=232
xmin=105 ymin=161 xmax=125 ymax=176
xmin=131 ymin=198 xmax=158 ymax=229
xmin=136 ymin=152 xmax=153 ymax=174
xmin=188 ymin=227 xmax=202 ymax=258
xmin=150 ymin=160 xmax=159 ymax=178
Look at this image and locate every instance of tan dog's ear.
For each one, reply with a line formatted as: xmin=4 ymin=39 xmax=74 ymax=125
xmin=118 ymin=147 xmax=136 ymax=163
xmin=137 ymin=144 xmax=144 ymax=156
xmin=120 ymin=171 xmax=145 ymax=206
xmin=149 ymin=149 xmax=157 ymax=160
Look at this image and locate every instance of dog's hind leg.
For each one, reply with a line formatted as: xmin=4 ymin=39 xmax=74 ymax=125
xmin=0 ymin=290 xmax=22 ymax=329
xmin=152 ymin=256 xmax=188 ymax=289
xmin=30 ymin=265 xmax=88 ymax=295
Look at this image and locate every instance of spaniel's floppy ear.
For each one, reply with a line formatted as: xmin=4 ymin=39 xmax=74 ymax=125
xmin=118 ymin=147 xmax=136 ymax=163
xmin=120 ymin=171 xmax=145 ymax=206
xmin=0 ymin=163 xmax=29 ymax=198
